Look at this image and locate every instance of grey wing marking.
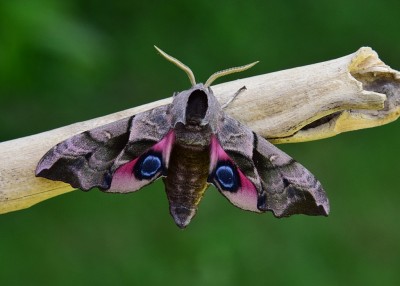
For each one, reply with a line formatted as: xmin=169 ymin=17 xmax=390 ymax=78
xmin=253 ymin=133 xmax=330 ymax=217
xmin=35 ymin=105 xmax=172 ymax=191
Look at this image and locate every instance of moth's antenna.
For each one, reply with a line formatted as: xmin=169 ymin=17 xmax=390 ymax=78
xmin=204 ymin=61 xmax=259 ymax=88
xmin=154 ymin=46 xmax=196 ymax=86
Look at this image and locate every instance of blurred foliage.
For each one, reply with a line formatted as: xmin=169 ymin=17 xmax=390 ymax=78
xmin=1 ymin=0 xmax=400 ymax=285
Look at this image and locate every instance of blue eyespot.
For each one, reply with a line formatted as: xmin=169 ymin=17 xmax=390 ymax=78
xmin=134 ymin=153 xmax=162 ymax=179
xmin=215 ymin=163 xmax=238 ymax=192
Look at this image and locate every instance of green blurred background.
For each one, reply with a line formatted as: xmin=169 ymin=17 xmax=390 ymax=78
xmin=1 ymin=0 xmax=399 ymax=285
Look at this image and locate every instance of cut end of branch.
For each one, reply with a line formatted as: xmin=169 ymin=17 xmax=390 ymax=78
xmin=268 ymin=47 xmax=400 ymax=143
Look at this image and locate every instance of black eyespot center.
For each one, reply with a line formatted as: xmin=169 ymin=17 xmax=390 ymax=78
xmin=214 ymin=161 xmax=239 ymax=192
xmin=134 ymin=152 xmax=163 ymax=180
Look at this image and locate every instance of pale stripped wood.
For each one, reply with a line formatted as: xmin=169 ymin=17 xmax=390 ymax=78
xmin=1 ymin=47 xmax=399 ymax=214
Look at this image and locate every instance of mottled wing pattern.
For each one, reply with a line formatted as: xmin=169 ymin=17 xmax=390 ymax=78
xmin=253 ymin=133 xmax=329 ymax=217
xmin=212 ymin=114 xmax=329 ymax=217
xmin=36 ymin=105 xmax=173 ymax=192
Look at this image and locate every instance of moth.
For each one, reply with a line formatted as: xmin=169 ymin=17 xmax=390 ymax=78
xmin=36 ymin=47 xmax=329 ymax=228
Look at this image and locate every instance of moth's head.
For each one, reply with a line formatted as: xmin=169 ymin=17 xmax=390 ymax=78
xmin=170 ymin=83 xmax=221 ymax=129
xmin=154 ymin=46 xmax=258 ymax=130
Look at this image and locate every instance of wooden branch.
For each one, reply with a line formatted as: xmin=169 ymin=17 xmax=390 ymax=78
xmin=1 ymin=47 xmax=399 ymax=215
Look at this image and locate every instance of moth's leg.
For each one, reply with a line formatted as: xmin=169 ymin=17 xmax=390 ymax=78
xmin=221 ymin=86 xmax=247 ymax=109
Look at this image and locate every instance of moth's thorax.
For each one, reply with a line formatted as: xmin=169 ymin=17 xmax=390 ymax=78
xmin=170 ymin=83 xmax=221 ymax=133
xmin=174 ymin=122 xmax=212 ymax=147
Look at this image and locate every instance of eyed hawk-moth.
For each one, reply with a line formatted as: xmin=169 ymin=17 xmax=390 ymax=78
xmin=36 ymin=46 xmax=329 ymax=228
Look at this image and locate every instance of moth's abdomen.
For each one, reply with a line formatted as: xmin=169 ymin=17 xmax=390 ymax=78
xmin=163 ymin=143 xmax=210 ymax=228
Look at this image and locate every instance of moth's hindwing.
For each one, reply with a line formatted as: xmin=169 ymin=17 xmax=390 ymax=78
xmin=209 ymin=135 xmax=260 ymax=212
xmin=108 ymin=130 xmax=174 ymax=193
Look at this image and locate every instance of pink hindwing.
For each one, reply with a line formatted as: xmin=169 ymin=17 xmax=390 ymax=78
xmin=109 ymin=130 xmax=175 ymax=193
xmin=209 ymin=136 xmax=260 ymax=212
